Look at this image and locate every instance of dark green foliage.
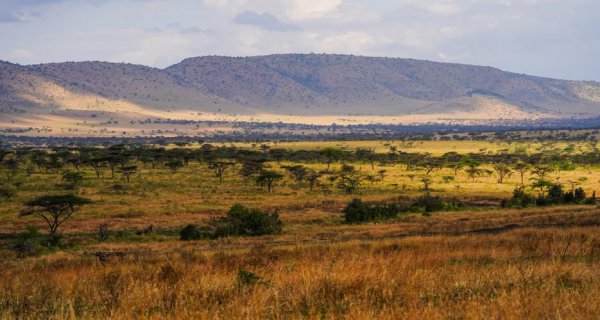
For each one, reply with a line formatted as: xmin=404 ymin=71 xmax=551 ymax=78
xmin=546 ymin=184 xmax=565 ymax=204
xmin=179 ymin=224 xmax=212 ymax=241
xmin=503 ymin=184 xmax=593 ymax=208
xmin=344 ymin=196 xmax=464 ymax=224
xmin=61 ymin=171 xmax=84 ymax=189
xmin=343 ymin=198 xmax=404 ymax=223
xmin=255 ymin=170 xmax=284 ymax=193
xmin=212 ymin=204 xmax=282 ymax=237
xmin=0 ymin=186 xmax=16 ymax=201
xmin=412 ymin=194 xmax=463 ymax=212
xmin=574 ymin=187 xmax=586 ymax=203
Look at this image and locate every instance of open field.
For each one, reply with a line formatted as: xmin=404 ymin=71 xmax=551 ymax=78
xmin=1 ymin=139 xmax=600 ymax=319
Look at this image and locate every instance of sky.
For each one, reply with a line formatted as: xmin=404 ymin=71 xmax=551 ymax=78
xmin=0 ymin=0 xmax=598 ymax=81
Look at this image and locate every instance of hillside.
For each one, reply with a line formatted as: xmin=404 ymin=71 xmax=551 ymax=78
xmin=1 ymin=54 xmax=599 ymax=135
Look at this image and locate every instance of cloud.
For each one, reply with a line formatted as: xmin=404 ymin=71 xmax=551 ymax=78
xmin=180 ymin=26 xmax=212 ymax=35
xmin=234 ymin=10 xmax=300 ymax=31
xmin=0 ymin=0 xmax=598 ymax=80
xmin=0 ymin=0 xmax=64 ymax=23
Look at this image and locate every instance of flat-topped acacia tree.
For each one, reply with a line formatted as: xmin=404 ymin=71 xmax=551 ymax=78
xmin=20 ymin=194 xmax=92 ymax=237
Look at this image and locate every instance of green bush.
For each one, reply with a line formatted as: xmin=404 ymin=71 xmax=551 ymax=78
xmin=574 ymin=187 xmax=587 ymax=203
xmin=213 ymin=204 xmax=282 ymax=237
xmin=343 ymin=198 xmax=403 ymax=223
xmin=180 ymin=224 xmax=212 ymax=241
xmin=502 ymin=185 xmax=593 ymax=208
xmin=411 ymin=195 xmax=462 ymax=212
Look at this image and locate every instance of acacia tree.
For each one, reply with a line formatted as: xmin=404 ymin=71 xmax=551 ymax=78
xmin=2 ymin=158 xmax=19 ymax=183
xmin=212 ymin=161 xmax=233 ymax=183
xmin=256 ymin=170 xmax=283 ymax=193
xmin=86 ymin=157 xmax=107 ymax=179
xmin=306 ymin=170 xmax=321 ymax=191
xmin=531 ymin=165 xmax=554 ymax=180
xmin=282 ymin=165 xmax=308 ymax=187
xmin=20 ymin=194 xmax=92 ymax=237
xmin=418 ymin=159 xmax=440 ymax=176
xmin=239 ymin=160 xmax=264 ymax=185
xmin=493 ymin=163 xmax=513 ymax=183
xmin=355 ymin=148 xmax=377 ymax=170
xmin=447 ymin=162 xmax=465 ymax=177
xmin=319 ymin=147 xmax=345 ymax=170
xmin=464 ymin=159 xmax=482 ymax=182
xmin=336 ymin=174 xmax=362 ymax=195
xmin=165 ymin=160 xmax=184 ymax=173
xmin=513 ymin=162 xmax=530 ymax=185
xmin=119 ymin=165 xmax=138 ymax=182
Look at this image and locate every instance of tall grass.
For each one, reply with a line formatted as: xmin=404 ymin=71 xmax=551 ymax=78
xmin=1 ymin=227 xmax=598 ymax=319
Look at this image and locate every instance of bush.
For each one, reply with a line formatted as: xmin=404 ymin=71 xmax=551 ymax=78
xmin=0 ymin=187 xmax=16 ymax=201
xmin=503 ymin=185 xmax=595 ymax=208
xmin=412 ymin=195 xmax=462 ymax=212
xmin=547 ymin=184 xmax=564 ymax=204
xmin=180 ymin=224 xmax=212 ymax=241
xmin=212 ymin=204 xmax=282 ymax=237
xmin=501 ymin=187 xmax=536 ymax=208
xmin=343 ymin=198 xmax=402 ymax=223
xmin=574 ymin=187 xmax=586 ymax=203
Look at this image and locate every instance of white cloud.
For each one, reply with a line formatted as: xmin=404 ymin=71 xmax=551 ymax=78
xmin=0 ymin=0 xmax=598 ymax=80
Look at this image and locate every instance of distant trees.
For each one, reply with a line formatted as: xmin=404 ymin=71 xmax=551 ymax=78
xmin=256 ymin=170 xmax=283 ymax=193
xmin=119 ymin=165 xmax=138 ymax=182
xmin=464 ymin=159 xmax=483 ymax=182
xmin=211 ymin=161 xmax=233 ymax=183
xmin=336 ymin=174 xmax=362 ymax=195
xmin=493 ymin=163 xmax=513 ymax=183
xmin=2 ymin=158 xmax=19 ymax=183
xmin=319 ymin=147 xmax=345 ymax=170
xmin=282 ymin=165 xmax=308 ymax=187
xmin=513 ymin=162 xmax=530 ymax=185
xmin=239 ymin=160 xmax=265 ymax=185
xmin=531 ymin=165 xmax=554 ymax=181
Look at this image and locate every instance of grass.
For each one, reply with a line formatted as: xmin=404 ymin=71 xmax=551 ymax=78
xmin=1 ymin=139 xmax=600 ymax=318
xmin=1 ymin=226 xmax=598 ymax=319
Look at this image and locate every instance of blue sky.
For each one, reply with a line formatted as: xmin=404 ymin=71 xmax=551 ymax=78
xmin=0 ymin=0 xmax=598 ymax=81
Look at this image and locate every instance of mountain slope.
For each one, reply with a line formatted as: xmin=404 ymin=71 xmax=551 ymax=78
xmin=1 ymin=54 xmax=599 ymax=128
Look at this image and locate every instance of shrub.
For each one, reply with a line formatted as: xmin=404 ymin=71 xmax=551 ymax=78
xmin=212 ymin=204 xmax=282 ymax=237
xmin=411 ymin=195 xmax=463 ymax=213
xmin=343 ymin=198 xmax=402 ymax=223
xmin=503 ymin=185 xmax=594 ymax=208
xmin=0 ymin=187 xmax=16 ymax=201
xmin=547 ymin=184 xmax=564 ymax=204
xmin=563 ymin=191 xmax=576 ymax=204
xmin=574 ymin=187 xmax=586 ymax=203
xmin=501 ymin=187 xmax=536 ymax=208
xmin=180 ymin=224 xmax=212 ymax=241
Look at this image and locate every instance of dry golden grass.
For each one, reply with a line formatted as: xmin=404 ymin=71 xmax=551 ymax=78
xmin=1 ymin=226 xmax=598 ymax=319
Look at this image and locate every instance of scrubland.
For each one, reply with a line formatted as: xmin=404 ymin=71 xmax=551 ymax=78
xmin=0 ymin=139 xmax=599 ymax=319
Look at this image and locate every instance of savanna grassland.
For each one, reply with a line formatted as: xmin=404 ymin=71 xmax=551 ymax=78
xmin=1 ymin=138 xmax=599 ymax=319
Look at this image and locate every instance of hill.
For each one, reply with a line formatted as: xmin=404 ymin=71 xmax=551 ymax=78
xmin=1 ymin=54 xmax=599 ymax=136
